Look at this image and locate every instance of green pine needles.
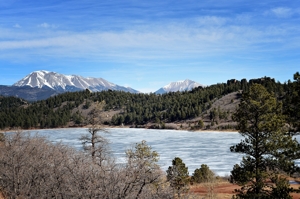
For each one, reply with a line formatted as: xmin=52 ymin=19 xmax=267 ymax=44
xmin=230 ymin=83 xmax=300 ymax=198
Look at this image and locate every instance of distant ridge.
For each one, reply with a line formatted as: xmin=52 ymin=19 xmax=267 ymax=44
xmin=155 ymin=79 xmax=204 ymax=94
xmin=13 ymin=70 xmax=140 ymax=93
xmin=0 ymin=85 xmax=58 ymax=101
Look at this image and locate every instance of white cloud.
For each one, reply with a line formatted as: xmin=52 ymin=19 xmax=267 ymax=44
xmin=38 ymin=23 xmax=57 ymax=29
xmin=0 ymin=28 xmax=277 ymax=53
xmin=13 ymin=24 xmax=21 ymax=28
xmin=40 ymin=23 xmax=50 ymax=28
xmin=196 ymin=16 xmax=228 ymax=26
xmin=270 ymin=7 xmax=292 ymax=18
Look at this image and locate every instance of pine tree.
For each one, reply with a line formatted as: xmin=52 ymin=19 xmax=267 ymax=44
xmin=230 ymin=84 xmax=300 ymax=198
xmin=191 ymin=164 xmax=215 ymax=184
xmin=166 ymin=157 xmax=189 ymax=198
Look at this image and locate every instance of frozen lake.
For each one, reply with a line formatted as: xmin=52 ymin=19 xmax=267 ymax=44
xmin=14 ymin=128 xmax=244 ymax=176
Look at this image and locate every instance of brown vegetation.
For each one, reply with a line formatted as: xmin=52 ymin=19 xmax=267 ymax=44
xmin=0 ymin=131 xmax=175 ymax=199
xmin=190 ymin=181 xmax=240 ymax=198
xmin=190 ymin=179 xmax=300 ymax=199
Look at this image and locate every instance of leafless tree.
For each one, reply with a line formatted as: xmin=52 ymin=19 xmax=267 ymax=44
xmin=115 ymin=140 xmax=166 ymax=198
xmin=0 ymin=131 xmax=75 ymax=198
xmin=80 ymin=100 xmax=112 ymax=167
xmin=0 ymin=131 xmax=181 ymax=198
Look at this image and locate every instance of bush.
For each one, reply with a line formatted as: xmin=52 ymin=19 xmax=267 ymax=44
xmin=198 ymin=120 xmax=204 ymax=129
xmin=191 ymin=164 xmax=215 ymax=183
xmin=0 ymin=133 xmax=4 ymax=142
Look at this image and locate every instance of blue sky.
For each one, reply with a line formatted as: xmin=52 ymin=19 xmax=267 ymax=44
xmin=0 ymin=0 xmax=299 ymax=92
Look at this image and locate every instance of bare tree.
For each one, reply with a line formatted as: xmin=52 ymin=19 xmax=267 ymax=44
xmin=117 ymin=140 xmax=172 ymax=199
xmin=0 ymin=131 xmax=75 ymax=198
xmin=80 ymin=100 xmax=112 ymax=167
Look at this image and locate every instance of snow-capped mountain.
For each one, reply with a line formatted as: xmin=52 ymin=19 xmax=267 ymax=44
xmin=13 ymin=70 xmax=140 ymax=93
xmin=155 ymin=79 xmax=203 ymax=94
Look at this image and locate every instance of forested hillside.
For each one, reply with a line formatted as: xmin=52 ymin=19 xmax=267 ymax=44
xmin=0 ymin=76 xmax=294 ymax=130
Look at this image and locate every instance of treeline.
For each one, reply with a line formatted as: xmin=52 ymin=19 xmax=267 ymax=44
xmin=0 ymin=76 xmax=292 ymax=130
xmin=0 ymin=90 xmax=90 ymax=129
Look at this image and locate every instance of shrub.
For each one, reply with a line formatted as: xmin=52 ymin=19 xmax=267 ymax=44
xmin=0 ymin=133 xmax=4 ymax=142
xmin=0 ymin=132 xmax=172 ymax=198
xmin=191 ymin=164 xmax=215 ymax=183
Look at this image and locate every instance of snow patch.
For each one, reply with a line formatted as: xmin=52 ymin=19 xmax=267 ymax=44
xmin=155 ymin=79 xmax=204 ymax=94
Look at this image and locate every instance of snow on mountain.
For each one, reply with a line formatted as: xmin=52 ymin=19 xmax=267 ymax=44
xmin=155 ymin=79 xmax=203 ymax=94
xmin=13 ymin=70 xmax=140 ymax=93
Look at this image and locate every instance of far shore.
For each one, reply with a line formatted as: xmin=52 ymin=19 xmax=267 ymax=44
xmin=0 ymin=125 xmax=238 ymax=133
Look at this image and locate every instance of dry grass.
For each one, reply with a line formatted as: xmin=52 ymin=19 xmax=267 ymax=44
xmin=190 ymin=181 xmax=238 ymax=199
xmin=0 ymin=191 xmax=4 ymax=199
xmin=190 ymin=177 xmax=300 ymax=199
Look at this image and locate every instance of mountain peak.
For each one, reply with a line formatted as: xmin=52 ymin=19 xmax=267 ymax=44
xmin=155 ymin=79 xmax=203 ymax=94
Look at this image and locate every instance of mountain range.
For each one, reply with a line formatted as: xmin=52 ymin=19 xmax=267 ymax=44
xmin=0 ymin=70 xmax=203 ymax=101
xmin=13 ymin=70 xmax=140 ymax=93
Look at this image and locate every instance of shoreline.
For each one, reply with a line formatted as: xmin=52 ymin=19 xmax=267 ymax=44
xmin=1 ymin=125 xmax=238 ymax=133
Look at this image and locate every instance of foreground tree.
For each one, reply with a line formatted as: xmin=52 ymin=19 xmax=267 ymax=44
xmin=230 ymin=84 xmax=300 ymax=198
xmin=166 ymin=157 xmax=190 ymax=198
xmin=191 ymin=164 xmax=215 ymax=184
xmin=80 ymin=101 xmax=111 ymax=166
xmin=118 ymin=140 xmax=172 ymax=199
xmin=191 ymin=164 xmax=216 ymax=199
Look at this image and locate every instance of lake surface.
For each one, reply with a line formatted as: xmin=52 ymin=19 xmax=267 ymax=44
xmin=14 ymin=128 xmax=245 ymax=176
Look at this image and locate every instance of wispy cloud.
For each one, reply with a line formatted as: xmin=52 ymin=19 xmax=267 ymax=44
xmin=266 ymin=7 xmax=293 ymax=18
xmin=38 ymin=23 xmax=58 ymax=29
xmin=13 ymin=24 xmax=21 ymax=28
xmin=196 ymin=16 xmax=228 ymax=26
xmin=0 ymin=19 xmax=297 ymax=61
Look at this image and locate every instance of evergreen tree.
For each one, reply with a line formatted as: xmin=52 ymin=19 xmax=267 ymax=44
xmin=191 ymin=164 xmax=215 ymax=184
xmin=198 ymin=119 xmax=204 ymax=129
xmin=230 ymin=84 xmax=300 ymax=198
xmin=166 ymin=157 xmax=189 ymax=198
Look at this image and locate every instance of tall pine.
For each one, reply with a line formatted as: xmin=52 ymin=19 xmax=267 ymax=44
xmin=230 ymin=84 xmax=300 ymax=198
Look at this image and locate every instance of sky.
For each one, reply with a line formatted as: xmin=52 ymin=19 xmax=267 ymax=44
xmin=0 ymin=0 xmax=300 ymax=93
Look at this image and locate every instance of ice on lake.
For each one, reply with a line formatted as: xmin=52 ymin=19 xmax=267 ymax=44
xmin=11 ymin=128 xmax=244 ymax=176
